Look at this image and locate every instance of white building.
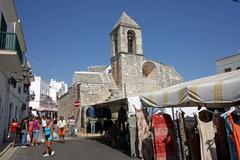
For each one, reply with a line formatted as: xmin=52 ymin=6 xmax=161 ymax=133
xmin=29 ymin=76 xmax=50 ymax=111
xmin=216 ymin=52 xmax=240 ymax=74
xmin=49 ymin=79 xmax=67 ymax=103
xmin=0 ymin=0 xmax=33 ymax=142
xmin=29 ymin=76 xmax=67 ymax=115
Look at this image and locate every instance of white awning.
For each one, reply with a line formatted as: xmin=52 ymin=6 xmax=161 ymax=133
xmin=140 ymin=70 xmax=240 ymax=108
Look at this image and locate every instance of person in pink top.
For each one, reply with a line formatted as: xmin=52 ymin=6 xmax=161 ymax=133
xmin=32 ymin=117 xmax=40 ymax=146
xmin=28 ymin=117 xmax=34 ymax=145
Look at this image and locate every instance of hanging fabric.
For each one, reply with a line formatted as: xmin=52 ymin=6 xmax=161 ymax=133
xmin=173 ymin=120 xmax=183 ymax=160
xmin=185 ymin=124 xmax=201 ymax=160
xmin=152 ymin=113 xmax=176 ymax=160
xmin=213 ymin=112 xmax=230 ymax=160
xmin=195 ymin=108 xmax=217 ymax=160
xmin=135 ymin=108 xmax=154 ymax=160
xmin=222 ymin=113 xmax=238 ymax=160
xmin=177 ymin=109 xmax=190 ymax=160
xmin=226 ymin=114 xmax=240 ymax=159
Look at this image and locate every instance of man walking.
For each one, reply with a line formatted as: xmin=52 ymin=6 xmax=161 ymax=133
xmin=57 ymin=116 xmax=67 ymax=143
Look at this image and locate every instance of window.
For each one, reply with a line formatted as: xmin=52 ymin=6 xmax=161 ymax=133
xmin=127 ymin=30 xmax=135 ymax=53
xmin=15 ymin=106 xmax=18 ymax=120
xmin=18 ymin=86 xmax=21 ymax=94
xmin=0 ymin=13 xmax=7 ymax=49
xmin=224 ymin=68 xmax=231 ymax=72
xmin=23 ymin=84 xmax=29 ymax=93
xmin=0 ymin=13 xmax=7 ymax=32
xmin=114 ymin=33 xmax=118 ymax=54
xmin=0 ymin=98 xmax=2 ymax=118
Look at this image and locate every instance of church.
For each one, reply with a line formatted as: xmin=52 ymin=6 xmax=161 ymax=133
xmin=58 ymin=12 xmax=183 ymax=128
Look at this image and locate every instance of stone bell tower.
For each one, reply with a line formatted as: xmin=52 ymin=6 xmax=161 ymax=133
xmin=110 ymin=12 xmax=144 ymax=96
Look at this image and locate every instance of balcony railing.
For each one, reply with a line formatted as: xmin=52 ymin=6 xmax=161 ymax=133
xmin=0 ymin=31 xmax=23 ymax=64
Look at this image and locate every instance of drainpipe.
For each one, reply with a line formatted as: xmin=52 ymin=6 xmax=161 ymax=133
xmin=124 ymin=83 xmax=127 ymax=98
xmin=13 ymin=21 xmax=16 ymax=33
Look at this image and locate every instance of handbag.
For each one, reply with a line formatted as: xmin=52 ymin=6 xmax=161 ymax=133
xmin=27 ymin=133 xmax=31 ymax=142
xmin=53 ymin=132 xmax=58 ymax=139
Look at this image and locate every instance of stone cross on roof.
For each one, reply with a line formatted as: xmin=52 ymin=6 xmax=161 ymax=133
xmin=113 ymin=12 xmax=140 ymax=29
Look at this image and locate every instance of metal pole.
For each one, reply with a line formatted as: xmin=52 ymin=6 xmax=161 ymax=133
xmin=124 ymin=83 xmax=127 ymax=98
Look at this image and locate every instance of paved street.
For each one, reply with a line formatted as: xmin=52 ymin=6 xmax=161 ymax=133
xmin=8 ymin=137 xmax=135 ymax=160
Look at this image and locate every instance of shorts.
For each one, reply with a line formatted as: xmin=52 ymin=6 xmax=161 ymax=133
xmin=45 ymin=134 xmax=52 ymax=141
xmin=33 ymin=130 xmax=40 ymax=139
xmin=58 ymin=128 xmax=65 ymax=136
xmin=10 ymin=132 xmax=17 ymax=140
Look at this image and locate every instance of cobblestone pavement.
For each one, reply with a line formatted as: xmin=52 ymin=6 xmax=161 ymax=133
xmin=8 ymin=137 xmax=138 ymax=160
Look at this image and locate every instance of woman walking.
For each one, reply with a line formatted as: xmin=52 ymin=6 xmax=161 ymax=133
xmin=69 ymin=116 xmax=76 ymax=137
xmin=28 ymin=117 xmax=34 ymax=145
xmin=8 ymin=118 xmax=19 ymax=147
xmin=43 ymin=120 xmax=55 ymax=157
xmin=20 ymin=117 xmax=28 ymax=146
xmin=32 ymin=117 xmax=40 ymax=146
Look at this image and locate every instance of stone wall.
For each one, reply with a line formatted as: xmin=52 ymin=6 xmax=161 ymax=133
xmin=80 ymin=83 xmax=111 ymax=107
xmin=58 ymin=83 xmax=111 ymax=129
xmin=58 ymin=85 xmax=80 ymax=127
xmin=119 ymin=53 xmax=145 ymax=95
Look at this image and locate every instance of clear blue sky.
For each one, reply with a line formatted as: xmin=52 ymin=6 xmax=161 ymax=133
xmin=15 ymin=0 xmax=240 ymax=86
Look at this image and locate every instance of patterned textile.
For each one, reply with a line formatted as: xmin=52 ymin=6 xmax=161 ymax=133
xmin=135 ymin=108 xmax=154 ymax=160
xmin=152 ymin=113 xmax=176 ymax=160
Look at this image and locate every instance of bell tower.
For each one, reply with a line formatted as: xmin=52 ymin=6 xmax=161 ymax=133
xmin=110 ymin=12 xmax=144 ymax=96
xmin=110 ymin=12 xmax=143 ymax=57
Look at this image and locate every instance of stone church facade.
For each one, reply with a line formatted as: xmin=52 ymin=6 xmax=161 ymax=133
xmin=58 ymin=12 xmax=183 ymax=128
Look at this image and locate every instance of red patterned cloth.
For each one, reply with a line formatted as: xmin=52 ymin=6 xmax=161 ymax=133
xmin=152 ymin=113 xmax=176 ymax=160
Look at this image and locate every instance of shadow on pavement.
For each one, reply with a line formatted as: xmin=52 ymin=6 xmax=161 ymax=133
xmin=87 ymin=136 xmax=131 ymax=157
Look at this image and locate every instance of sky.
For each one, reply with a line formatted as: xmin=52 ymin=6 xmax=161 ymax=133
xmin=15 ymin=0 xmax=240 ymax=86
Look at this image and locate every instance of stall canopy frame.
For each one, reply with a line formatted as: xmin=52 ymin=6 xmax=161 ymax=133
xmin=140 ymin=70 xmax=240 ymax=108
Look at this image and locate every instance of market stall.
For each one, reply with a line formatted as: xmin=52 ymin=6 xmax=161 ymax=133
xmin=128 ymin=69 xmax=240 ymax=160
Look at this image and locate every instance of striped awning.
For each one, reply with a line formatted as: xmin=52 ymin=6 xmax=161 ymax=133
xmin=34 ymin=107 xmax=58 ymax=112
xmin=140 ymin=70 xmax=240 ymax=108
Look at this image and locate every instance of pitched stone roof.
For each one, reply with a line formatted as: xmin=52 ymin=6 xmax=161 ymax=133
xmin=113 ymin=12 xmax=140 ymax=29
xmin=72 ymin=66 xmax=114 ymax=84
xmin=73 ymin=72 xmax=104 ymax=84
xmin=87 ymin=66 xmax=108 ymax=72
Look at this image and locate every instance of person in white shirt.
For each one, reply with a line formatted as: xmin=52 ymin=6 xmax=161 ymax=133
xmin=41 ymin=116 xmax=47 ymax=134
xmin=69 ymin=116 xmax=76 ymax=137
xmin=57 ymin=116 xmax=67 ymax=143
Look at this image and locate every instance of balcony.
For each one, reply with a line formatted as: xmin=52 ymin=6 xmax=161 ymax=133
xmin=28 ymin=90 xmax=35 ymax=101
xmin=0 ymin=31 xmax=23 ymax=72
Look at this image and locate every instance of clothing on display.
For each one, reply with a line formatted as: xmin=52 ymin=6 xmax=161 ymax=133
xmin=213 ymin=112 xmax=230 ymax=160
xmin=177 ymin=110 xmax=190 ymax=160
xmin=174 ymin=121 xmax=183 ymax=160
xmin=151 ymin=113 xmax=176 ymax=160
xmin=222 ymin=113 xmax=238 ymax=160
xmin=195 ymin=111 xmax=217 ymax=160
xmin=227 ymin=114 xmax=240 ymax=159
xmin=136 ymin=108 xmax=153 ymax=159
xmin=186 ymin=125 xmax=201 ymax=160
